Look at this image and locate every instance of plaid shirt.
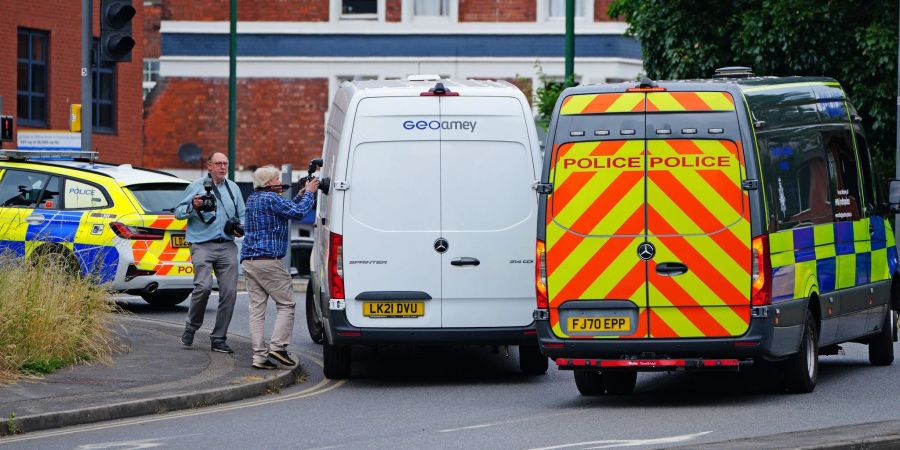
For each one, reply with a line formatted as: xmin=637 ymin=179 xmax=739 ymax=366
xmin=240 ymin=190 xmax=315 ymax=260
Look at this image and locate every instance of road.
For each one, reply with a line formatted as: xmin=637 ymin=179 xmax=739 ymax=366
xmin=4 ymin=287 xmax=900 ymax=449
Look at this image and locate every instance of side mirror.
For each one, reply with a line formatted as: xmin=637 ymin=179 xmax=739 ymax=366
xmin=887 ymin=179 xmax=900 ymax=213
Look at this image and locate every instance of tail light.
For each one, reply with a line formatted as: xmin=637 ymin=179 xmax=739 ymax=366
xmin=536 ymin=240 xmax=549 ymax=308
xmin=751 ymin=235 xmax=771 ymax=306
xmin=328 ymin=232 xmax=345 ymax=299
xmin=110 ymin=222 xmax=164 ymax=240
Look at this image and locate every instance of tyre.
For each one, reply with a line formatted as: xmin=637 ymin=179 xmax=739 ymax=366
xmin=518 ymin=341 xmax=549 ymax=375
xmin=306 ymin=286 xmax=325 ymax=344
xmin=573 ymin=370 xmax=604 ymax=396
xmin=323 ymin=342 xmax=351 ymax=379
xmin=603 ymin=371 xmax=637 ymax=395
xmin=783 ymin=310 xmax=818 ymax=393
xmin=32 ymin=246 xmax=80 ymax=277
xmin=869 ymin=308 xmax=895 ymax=366
xmin=140 ymin=289 xmax=191 ymax=307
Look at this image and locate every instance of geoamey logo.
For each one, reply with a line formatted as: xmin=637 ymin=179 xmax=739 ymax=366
xmin=403 ymin=120 xmax=477 ymax=133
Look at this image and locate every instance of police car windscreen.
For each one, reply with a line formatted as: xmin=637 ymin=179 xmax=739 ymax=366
xmin=127 ymin=183 xmax=190 ymax=214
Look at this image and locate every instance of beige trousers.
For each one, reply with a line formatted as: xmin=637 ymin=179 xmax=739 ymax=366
xmin=241 ymin=259 xmax=295 ymax=364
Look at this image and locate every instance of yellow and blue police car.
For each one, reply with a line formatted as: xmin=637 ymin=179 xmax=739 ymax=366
xmin=0 ymin=149 xmax=194 ymax=306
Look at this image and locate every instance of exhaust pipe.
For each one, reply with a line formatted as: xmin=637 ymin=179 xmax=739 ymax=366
xmin=144 ymin=282 xmax=159 ymax=294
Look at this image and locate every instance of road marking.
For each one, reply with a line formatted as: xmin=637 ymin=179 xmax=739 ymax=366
xmin=438 ymin=412 xmax=575 ymax=433
xmin=76 ymin=434 xmax=202 ymax=449
xmin=527 ymin=431 xmax=713 ymax=450
xmin=0 ymin=349 xmax=345 ymax=445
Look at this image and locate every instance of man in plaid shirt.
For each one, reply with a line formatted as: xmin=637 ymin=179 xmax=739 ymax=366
xmin=241 ymin=165 xmax=319 ymax=370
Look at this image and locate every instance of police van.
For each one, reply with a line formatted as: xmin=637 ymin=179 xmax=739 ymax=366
xmin=535 ymin=68 xmax=899 ymax=395
xmin=306 ymin=77 xmax=548 ymax=379
xmin=0 ymin=150 xmax=193 ymax=306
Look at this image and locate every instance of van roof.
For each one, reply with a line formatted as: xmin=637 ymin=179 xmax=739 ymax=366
xmin=563 ymin=76 xmax=839 ymax=96
xmin=338 ymin=78 xmax=524 ymax=98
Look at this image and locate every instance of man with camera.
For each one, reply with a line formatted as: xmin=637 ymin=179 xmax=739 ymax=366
xmin=175 ymin=152 xmax=246 ymax=354
xmin=241 ymin=165 xmax=318 ymax=369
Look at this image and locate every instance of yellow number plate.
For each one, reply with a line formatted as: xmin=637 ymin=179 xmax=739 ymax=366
xmin=568 ymin=316 xmax=630 ymax=332
xmin=363 ymin=301 xmax=425 ymax=318
xmin=171 ymin=235 xmax=188 ymax=248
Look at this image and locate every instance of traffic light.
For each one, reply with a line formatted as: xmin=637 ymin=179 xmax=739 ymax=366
xmin=0 ymin=116 xmax=13 ymax=142
xmin=100 ymin=0 xmax=136 ymax=64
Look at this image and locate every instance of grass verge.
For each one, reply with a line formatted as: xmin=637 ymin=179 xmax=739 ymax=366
xmin=0 ymin=253 xmax=121 ymax=384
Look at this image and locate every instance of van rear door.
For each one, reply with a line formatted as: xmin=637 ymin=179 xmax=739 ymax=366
xmin=342 ymin=97 xmax=442 ymax=328
xmin=439 ymin=96 xmax=537 ymax=328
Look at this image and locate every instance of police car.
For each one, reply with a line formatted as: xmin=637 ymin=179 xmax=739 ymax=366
xmin=0 ymin=150 xmax=193 ymax=306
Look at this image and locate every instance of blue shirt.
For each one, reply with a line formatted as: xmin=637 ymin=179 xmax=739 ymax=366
xmin=241 ymin=190 xmax=315 ymax=260
xmin=175 ymin=177 xmax=247 ymax=244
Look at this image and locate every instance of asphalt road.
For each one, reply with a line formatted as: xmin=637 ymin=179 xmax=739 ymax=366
xmin=5 ymin=287 xmax=900 ymax=450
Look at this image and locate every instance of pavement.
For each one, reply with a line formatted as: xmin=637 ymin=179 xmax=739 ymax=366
xmin=0 ymin=315 xmax=305 ymax=436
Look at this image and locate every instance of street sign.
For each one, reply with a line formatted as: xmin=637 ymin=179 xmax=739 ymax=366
xmin=17 ymin=131 xmax=81 ymax=150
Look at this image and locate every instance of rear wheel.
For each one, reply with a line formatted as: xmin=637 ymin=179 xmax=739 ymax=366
xmin=31 ymin=245 xmax=80 ymax=277
xmin=518 ymin=341 xmax=549 ymax=375
xmin=603 ymin=371 xmax=637 ymax=395
xmin=869 ymin=308 xmax=895 ymax=366
xmin=783 ymin=310 xmax=818 ymax=393
xmin=306 ymin=286 xmax=325 ymax=344
xmin=141 ymin=290 xmax=191 ymax=307
xmin=323 ymin=343 xmax=351 ymax=379
xmin=573 ymin=370 xmax=604 ymax=396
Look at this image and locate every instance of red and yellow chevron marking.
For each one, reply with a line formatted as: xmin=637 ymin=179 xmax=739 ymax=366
xmin=131 ymin=215 xmax=191 ymax=276
xmin=560 ymin=93 xmax=645 ymax=115
xmin=646 ymin=92 xmax=735 ymax=112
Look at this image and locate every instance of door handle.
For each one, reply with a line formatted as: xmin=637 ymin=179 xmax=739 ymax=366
xmin=450 ymin=257 xmax=480 ymax=267
xmin=655 ymin=262 xmax=688 ymax=276
xmin=25 ymin=214 xmax=44 ymax=225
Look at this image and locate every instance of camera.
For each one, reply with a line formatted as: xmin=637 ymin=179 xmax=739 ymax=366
xmin=198 ymin=179 xmax=217 ymax=212
xmin=297 ymin=158 xmax=329 ymax=195
xmin=224 ymin=217 xmax=244 ymax=237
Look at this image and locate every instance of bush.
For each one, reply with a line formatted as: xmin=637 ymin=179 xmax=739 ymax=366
xmin=0 ymin=253 xmax=121 ymax=383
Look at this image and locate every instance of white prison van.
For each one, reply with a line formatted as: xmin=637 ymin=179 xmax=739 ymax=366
xmin=306 ymin=77 xmax=548 ymax=379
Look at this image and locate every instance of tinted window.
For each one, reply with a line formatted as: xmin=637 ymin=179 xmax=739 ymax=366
xmin=0 ymin=170 xmax=51 ymax=208
xmin=64 ymin=178 xmax=109 ymax=209
xmin=40 ymin=176 xmax=61 ymax=209
xmin=854 ymin=132 xmax=877 ymax=214
xmin=823 ymin=129 xmax=861 ymax=221
xmin=761 ymin=131 xmax=832 ymax=230
xmin=127 ymin=183 xmax=189 ymax=214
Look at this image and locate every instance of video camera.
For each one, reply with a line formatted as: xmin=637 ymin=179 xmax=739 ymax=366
xmin=198 ymin=179 xmax=217 ymax=212
xmin=295 ymin=158 xmax=330 ymax=195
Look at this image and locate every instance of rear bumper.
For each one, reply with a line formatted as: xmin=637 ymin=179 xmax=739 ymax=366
xmin=537 ymin=302 xmax=806 ymax=361
xmin=327 ymin=310 xmax=537 ymax=345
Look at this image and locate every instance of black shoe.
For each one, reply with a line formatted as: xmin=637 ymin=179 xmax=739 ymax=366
xmin=211 ymin=340 xmax=234 ymax=354
xmin=252 ymin=359 xmax=277 ymax=370
xmin=181 ymin=327 xmax=195 ymax=346
xmin=268 ymin=350 xmax=297 ymax=366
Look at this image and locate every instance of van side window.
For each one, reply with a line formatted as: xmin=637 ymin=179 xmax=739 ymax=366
xmin=853 ymin=132 xmax=878 ymax=214
xmin=760 ymin=132 xmax=833 ymax=231
xmin=822 ymin=130 xmax=861 ymax=221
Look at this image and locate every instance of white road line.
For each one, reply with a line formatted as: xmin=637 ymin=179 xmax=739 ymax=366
xmin=527 ymin=431 xmax=713 ymax=450
xmin=438 ymin=412 xmax=575 ymax=433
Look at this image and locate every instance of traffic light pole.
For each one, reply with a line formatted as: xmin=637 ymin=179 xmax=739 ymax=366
xmin=564 ymin=0 xmax=575 ymax=87
xmin=227 ymin=0 xmax=237 ymax=181
xmin=82 ymin=0 xmax=93 ymax=153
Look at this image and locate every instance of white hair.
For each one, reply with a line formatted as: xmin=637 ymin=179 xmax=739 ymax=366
xmin=252 ymin=165 xmax=281 ymax=189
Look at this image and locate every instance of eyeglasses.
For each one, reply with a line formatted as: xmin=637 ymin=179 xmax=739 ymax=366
xmin=209 ymin=161 xmax=229 ymax=166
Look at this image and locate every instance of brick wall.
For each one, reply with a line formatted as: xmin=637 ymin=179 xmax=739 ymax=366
xmin=144 ymin=2 xmax=163 ymax=59
xmin=386 ymin=0 xmax=402 ymax=22
xmin=459 ymin=0 xmax=535 ymax=22
xmin=0 ymin=0 xmax=144 ymax=164
xmin=162 ymin=0 xmax=328 ymax=21
xmin=595 ymin=0 xmax=620 ymax=21
xmin=143 ymin=78 xmax=328 ymax=170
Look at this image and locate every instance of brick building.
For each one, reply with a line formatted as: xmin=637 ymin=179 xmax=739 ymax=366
xmin=0 ymin=0 xmax=144 ymax=163
xmin=144 ymin=0 xmax=642 ymax=180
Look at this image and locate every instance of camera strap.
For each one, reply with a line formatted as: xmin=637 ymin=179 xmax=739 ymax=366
xmin=211 ymin=179 xmax=240 ymax=221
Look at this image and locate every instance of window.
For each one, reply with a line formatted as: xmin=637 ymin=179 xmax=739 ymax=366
xmin=64 ymin=179 xmax=109 ymax=209
xmin=823 ymin=130 xmax=862 ymax=221
xmin=761 ymin=132 xmax=833 ymax=230
xmin=17 ymin=29 xmax=49 ymax=127
xmin=343 ymin=0 xmax=377 ymax=17
xmin=143 ymin=59 xmax=159 ymax=100
xmin=127 ymin=183 xmax=189 ymax=214
xmin=548 ymin=0 xmax=585 ymax=18
xmin=854 ymin=132 xmax=878 ymax=213
xmin=92 ymin=40 xmax=116 ymax=132
xmin=0 ymin=170 xmax=55 ymax=209
xmin=415 ymin=0 xmax=449 ymax=16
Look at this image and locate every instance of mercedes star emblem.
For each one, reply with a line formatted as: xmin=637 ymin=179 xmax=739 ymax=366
xmin=637 ymin=242 xmax=655 ymax=261
xmin=434 ymin=238 xmax=449 ymax=254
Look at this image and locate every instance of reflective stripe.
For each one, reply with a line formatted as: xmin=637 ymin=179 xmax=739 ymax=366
xmin=560 ymin=93 xmax=645 ymax=115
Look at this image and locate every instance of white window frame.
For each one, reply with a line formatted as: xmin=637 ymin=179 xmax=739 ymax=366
xmin=331 ymin=0 xmax=386 ymax=22
xmin=536 ymin=0 xmax=593 ymax=22
xmin=402 ymin=0 xmax=458 ymax=23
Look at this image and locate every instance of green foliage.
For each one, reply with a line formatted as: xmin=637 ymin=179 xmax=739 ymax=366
xmin=533 ymin=63 xmax=577 ymax=129
xmin=609 ymin=0 xmax=899 ymax=180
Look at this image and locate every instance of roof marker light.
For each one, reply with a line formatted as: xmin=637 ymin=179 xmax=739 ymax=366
xmin=594 ymin=130 xmax=610 ymax=136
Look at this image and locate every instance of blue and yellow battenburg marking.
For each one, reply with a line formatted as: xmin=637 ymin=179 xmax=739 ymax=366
xmin=769 ymin=218 xmax=898 ymax=301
